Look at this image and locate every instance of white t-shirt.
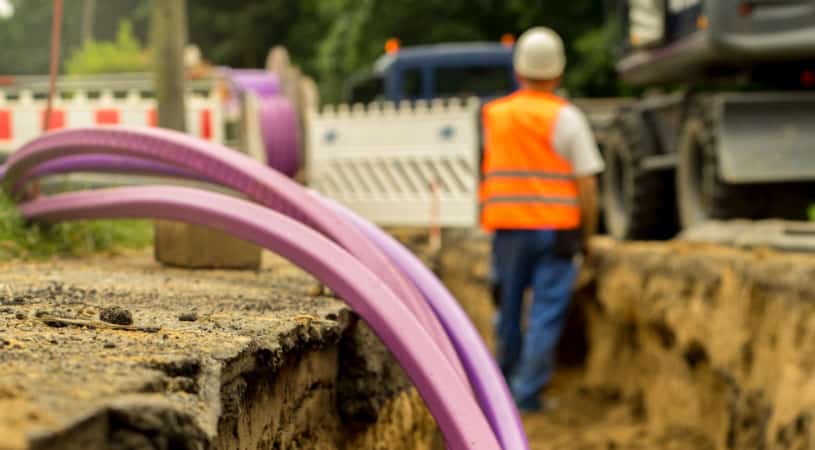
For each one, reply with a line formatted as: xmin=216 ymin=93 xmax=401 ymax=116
xmin=552 ymin=104 xmax=605 ymax=176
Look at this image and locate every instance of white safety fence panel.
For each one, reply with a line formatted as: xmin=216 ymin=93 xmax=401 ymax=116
xmin=0 ymin=88 xmax=224 ymax=157
xmin=307 ymin=98 xmax=481 ymax=228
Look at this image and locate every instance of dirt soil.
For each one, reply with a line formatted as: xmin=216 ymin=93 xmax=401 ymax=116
xmin=438 ymin=232 xmax=815 ymax=450
xmin=6 ymin=228 xmax=812 ymax=449
xmin=438 ymin=233 xmax=691 ymax=450
xmin=0 ymin=250 xmax=436 ymax=450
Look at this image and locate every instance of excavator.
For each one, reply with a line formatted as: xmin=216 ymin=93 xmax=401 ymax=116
xmin=600 ymin=0 xmax=815 ymax=239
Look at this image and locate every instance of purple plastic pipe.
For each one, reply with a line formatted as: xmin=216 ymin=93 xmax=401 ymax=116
xmin=1 ymin=126 xmax=466 ymax=384
xmin=27 ymin=155 xmax=205 ymax=182
xmin=4 ymin=134 xmax=531 ymax=447
xmin=315 ymin=192 xmax=527 ymax=450
xmin=19 ymin=185 xmax=501 ymax=450
xmin=4 ymin=148 xmax=527 ymax=448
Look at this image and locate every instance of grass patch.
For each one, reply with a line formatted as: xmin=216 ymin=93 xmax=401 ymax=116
xmin=0 ymin=192 xmax=152 ymax=261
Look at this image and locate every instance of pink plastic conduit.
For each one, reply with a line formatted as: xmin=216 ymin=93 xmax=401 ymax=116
xmin=19 ymin=185 xmax=501 ymax=450
xmin=2 ymin=142 xmax=528 ymax=449
xmin=316 ymin=193 xmax=527 ymax=450
xmin=1 ymin=126 xmax=465 ymax=383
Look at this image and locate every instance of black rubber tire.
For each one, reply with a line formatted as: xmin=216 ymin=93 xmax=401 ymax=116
xmin=602 ymin=111 xmax=678 ymax=240
xmin=676 ymin=100 xmax=763 ymax=229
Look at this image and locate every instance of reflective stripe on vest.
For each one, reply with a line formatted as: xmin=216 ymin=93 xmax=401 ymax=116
xmin=479 ymin=90 xmax=581 ymax=231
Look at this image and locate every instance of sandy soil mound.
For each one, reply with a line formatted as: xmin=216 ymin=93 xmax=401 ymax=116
xmin=439 ymin=234 xmax=815 ymax=450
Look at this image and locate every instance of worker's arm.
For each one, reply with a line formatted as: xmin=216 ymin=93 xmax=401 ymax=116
xmin=553 ymin=104 xmax=604 ymax=255
xmin=576 ymin=175 xmax=599 ymax=255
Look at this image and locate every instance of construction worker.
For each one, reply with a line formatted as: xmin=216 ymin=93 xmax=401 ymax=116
xmin=480 ymin=27 xmax=603 ymax=412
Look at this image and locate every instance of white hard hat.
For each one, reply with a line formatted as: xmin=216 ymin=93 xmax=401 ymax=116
xmin=513 ymin=27 xmax=566 ymax=80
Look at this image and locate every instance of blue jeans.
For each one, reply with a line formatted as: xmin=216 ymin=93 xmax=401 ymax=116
xmin=492 ymin=229 xmax=578 ymax=409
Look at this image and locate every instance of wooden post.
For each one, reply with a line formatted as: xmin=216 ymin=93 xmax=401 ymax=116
xmin=151 ymin=0 xmax=187 ymax=133
xmin=151 ymin=0 xmax=261 ymax=269
xmin=80 ymin=0 xmax=95 ymax=45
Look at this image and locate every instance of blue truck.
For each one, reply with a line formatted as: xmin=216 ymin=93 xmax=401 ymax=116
xmin=344 ymin=42 xmax=517 ymax=104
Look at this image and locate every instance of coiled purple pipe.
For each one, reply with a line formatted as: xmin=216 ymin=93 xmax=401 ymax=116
xmin=1 ymin=126 xmax=466 ymax=384
xmin=259 ymin=96 xmax=300 ymax=178
xmin=226 ymin=69 xmax=281 ymax=99
xmin=19 ymin=185 xmax=501 ymax=450
xmin=225 ymin=69 xmax=300 ymax=177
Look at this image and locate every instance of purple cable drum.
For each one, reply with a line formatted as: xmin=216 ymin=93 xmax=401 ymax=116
xmin=226 ymin=69 xmax=281 ymax=99
xmin=259 ymin=96 xmax=300 ymax=178
xmin=19 ymin=186 xmax=501 ymax=450
xmin=225 ymin=69 xmax=300 ymax=177
xmin=1 ymin=127 xmax=466 ymax=384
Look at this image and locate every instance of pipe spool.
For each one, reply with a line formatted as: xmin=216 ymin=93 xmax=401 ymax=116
xmin=226 ymin=69 xmax=281 ymax=99
xmin=224 ymin=69 xmax=301 ymax=177
xmin=259 ymin=96 xmax=300 ymax=177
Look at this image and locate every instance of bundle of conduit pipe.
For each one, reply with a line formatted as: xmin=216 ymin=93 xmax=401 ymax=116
xmin=0 ymin=79 xmax=527 ymax=449
xmin=224 ymin=69 xmax=301 ymax=177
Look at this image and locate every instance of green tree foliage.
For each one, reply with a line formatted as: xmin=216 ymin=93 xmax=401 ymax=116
xmin=65 ymin=20 xmax=150 ymax=75
xmin=0 ymin=0 xmax=621 ymax=96
xmin=311 ymin=0 xmax=613 ymax=101
xmin=567 ymin=21 xmax=634 ymax=97
xmin=183 ymin=0 xmax=619 ymax=99
xmin=187 ymin=0 xmax=330 ymax=76
xmin=0 ymin=0 xmax=147 ymax=75
xmin=0 ymin=0 xmax=81 ymax=75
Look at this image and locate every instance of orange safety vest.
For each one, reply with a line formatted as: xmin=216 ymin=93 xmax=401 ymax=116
xmin=480 ymin=90 xmax=581 ymax=231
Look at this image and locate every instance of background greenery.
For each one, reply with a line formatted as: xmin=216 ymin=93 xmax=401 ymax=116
xmin=65 ymin=19 xmax=150 ymax=75
xmin=0 ymin=0 xmax=629 ymax=260
xmin=0 ymin=0 xmax=623 ymax=100
xmin=0 ymin=192 xmax=153 ymax=261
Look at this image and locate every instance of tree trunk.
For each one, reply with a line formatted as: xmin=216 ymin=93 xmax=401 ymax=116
xmin=150 ymin=0 xmax=187 ymax=132
xmin=80 ymin=0 xmax=96 ymax=45
xmin=149 ymin=0 xmax=261 ymax=269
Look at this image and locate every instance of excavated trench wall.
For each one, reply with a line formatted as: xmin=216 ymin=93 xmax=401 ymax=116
xmin=0 ymin=255 xmax=438 ymax=450
xmin=438 ymin=234 xmax=815 ymax=450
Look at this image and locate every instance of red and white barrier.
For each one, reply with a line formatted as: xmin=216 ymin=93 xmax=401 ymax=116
xmin=0 ymin=88 xmax=223 ymax=156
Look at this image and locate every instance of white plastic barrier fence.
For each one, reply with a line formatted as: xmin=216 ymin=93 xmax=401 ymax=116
xmin=307 ymin=98 xmax=481 ymax=228
xmin=0 ymin=88 xmax=223 ymax=156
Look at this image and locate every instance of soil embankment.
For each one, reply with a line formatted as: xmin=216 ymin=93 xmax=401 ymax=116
xmin=439 ymin=233 xmax=815 ymax=450
xmin=0 ymin=251 xmax=436 ymax=450
xmin=5 ymin=231 xmax=813 ymax=449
